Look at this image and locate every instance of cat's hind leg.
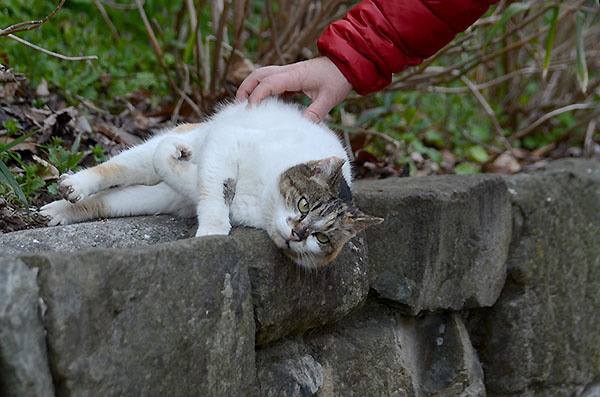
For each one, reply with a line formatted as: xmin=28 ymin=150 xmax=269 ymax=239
xmin=152 ymin=136 xmax=200 ymax=202
xmin=41 ymin=182 xmax=195 ymax=225
xmin=58 ymin=135 xmax=168 ymax=203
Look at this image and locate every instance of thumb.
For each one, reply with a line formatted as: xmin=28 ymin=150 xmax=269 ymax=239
xmin=302 ymin=96 xmax=335 ymax=124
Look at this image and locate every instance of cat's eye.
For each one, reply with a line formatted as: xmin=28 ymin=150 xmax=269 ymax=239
xmin=298 ymin=197 xmax=309 ymax=213
xmin=314 ymin=232 xmax=330 ymax=244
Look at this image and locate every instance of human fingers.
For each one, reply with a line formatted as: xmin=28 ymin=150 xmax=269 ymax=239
xmin=246 ymin=70 xmax=303 ymax=107
xmin=235 ymin=66 xmax=286 ymax=102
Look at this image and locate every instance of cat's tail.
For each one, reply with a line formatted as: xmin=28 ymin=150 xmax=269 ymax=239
xmin=153 ymin=137 xmax=199 ymax=202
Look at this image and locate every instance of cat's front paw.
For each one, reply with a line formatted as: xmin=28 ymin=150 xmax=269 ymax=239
xmin=195 ymin=222 xmax=231 ymax=237
xmin=40 ymin=200 xmax=77 ymax=226
xmin=58 ymin=173 xmax=90 ymax=203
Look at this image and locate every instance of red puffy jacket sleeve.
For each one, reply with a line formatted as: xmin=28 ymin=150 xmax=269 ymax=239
xmin=317 ymin=0 xmax=499 ymax=95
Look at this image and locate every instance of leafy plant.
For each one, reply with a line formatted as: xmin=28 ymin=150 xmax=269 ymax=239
xmin=92 ymin=144 xmax=107 ymax=163
xmin=45 ymin=135 xmax=84 ymax=174
xmin=0 ymin=130 xmax=37 ymax=210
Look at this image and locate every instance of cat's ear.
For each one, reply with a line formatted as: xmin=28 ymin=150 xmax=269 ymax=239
xmin=314 ymin=156 xmax=345 ymax=186
xmin=348 ymin=211 xmax=384 ymax=233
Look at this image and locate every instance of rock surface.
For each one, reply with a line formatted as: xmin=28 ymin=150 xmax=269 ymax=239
xmin=257 ymin=354 xmax=324 ymax=397
xmin=257 ymin=300 xmax=485 ymax=396
xmin=354 ymin=175 xmax=511 ymax=314
xmin=468 ymin=159 xmax=600 ymax=396
xmin=0 ymin=257 xmax=54 ymax=397
xmin=19 ymin=237 xmax=255 ymax=396
xmin=232 ymin=228 xmax=369 ymax=346
xmin=0 ymin=215 xmax=195 ymax=255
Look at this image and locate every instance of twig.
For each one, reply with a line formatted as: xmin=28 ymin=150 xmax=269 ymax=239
xmin=330 ymin=123 xmax=402 ymax=149
xmin=555 ymin=109 xmax=600 ymax=146
xmin=265 ymin=0 xmax=285 ymax=64
xmin=221 ymin=0 xmax=249 ymax=87
xmin=93 ymin=0 xmax=120 ymax=41
xmin=583 ymin=119 xmax=597 ymax=157
xmin=460 ymin=75 xmax=513 ymax=153
xmin=194 ymin=0 xmax=209 ymax=97
xmin=74 ymin=94 xmax=110 ymax=115
xmin=510 ymin=103 xmax=597 ymax=142
xmin=7 ymin=34 xmax=98 ymax=61
xmin=135 ymin=0 xmax=202 ymax=118
xmin=426 ymin=65 xmax=567 ymax=94
xmin=100 ymin=0 xmax=138 ymax=10
xmin=0 ymin=0 xmax=66 ymax=36
xmin=209 ymin=0 xmax=230 ymax=97
xmin=172 ymin=63 xmax=192 ymax=123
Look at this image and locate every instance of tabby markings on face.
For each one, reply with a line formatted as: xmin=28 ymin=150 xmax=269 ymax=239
xmin=271 ymin=158 xmax=382 ymax=268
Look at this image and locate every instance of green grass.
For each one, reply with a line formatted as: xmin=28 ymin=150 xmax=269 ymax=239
xmin=0 ymin=0 xmax=181 ymax=103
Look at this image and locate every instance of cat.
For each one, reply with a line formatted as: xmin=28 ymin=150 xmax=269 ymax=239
xmin=40 ymin=98 xmax=383 ymax=268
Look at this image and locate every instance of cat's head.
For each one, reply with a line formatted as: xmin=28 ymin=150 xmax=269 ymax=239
xmin=267 ymin=156 xmax=383 ymax=268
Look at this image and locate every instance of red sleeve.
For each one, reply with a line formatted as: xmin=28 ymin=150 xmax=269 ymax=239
xmin=317 ymin=0 xmax=499 ymax=95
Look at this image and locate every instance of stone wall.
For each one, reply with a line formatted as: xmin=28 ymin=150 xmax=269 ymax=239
xmin=1 ymin=158 xmax=599 ymax=396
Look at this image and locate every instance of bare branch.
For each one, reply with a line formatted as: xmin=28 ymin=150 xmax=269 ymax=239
xmin=7 ymin=34 xmax=98 ymax=61
xmin=510 ymin=103 xmax=598 ymax=142
xmin=93 ymin=0 xmax=120 ymax=42
xmin=460 ymin=76 xmax=513 ymax=153
xmin=209 ymin=0 xmax=231 ymax=97
xmin=100 ymin=0 xmax=138 ymax=10
xmin=0 ymin=0 xmax=66 ymax=36
xmin=583 ymin=119 xmax=597 ymax=157
xmin=135 ymin=0 xmax=202 ymax=117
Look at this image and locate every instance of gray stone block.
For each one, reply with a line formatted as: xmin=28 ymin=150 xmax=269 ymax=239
xmin=0 ymin=257 xmax=54 ymax=397
xmin=231 ymin=228 xmax=369 ymax=346
xmin=353 ymin=175 xmax=511 ymax=314
xmin=256 ymin=300 xmax=484 ymax=396
xmin=468 ymin=159 xmax=600 ymax=396
xmin=0 ymin=215 xmax=195 ymax=256
xmin=415 ymin=311 xmax=484 ymax=397
xmin=19 ymin=237 xmax=255 ymax=396
xmin=257 ymin=354 xmax=324 ymax=397
xmin=1 ymin=212 xmax=371 ymax=348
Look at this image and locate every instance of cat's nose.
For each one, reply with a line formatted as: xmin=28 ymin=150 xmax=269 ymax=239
xmin=291 ymin=228 xmax=307 ymax=241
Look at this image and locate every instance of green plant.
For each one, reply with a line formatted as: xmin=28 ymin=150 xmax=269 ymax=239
xmin=92 ymin=144 xmax=107 ymax=163
xmin=14 ymin=160 xmax=46 ymax=199
xmin=0 ymin=130 xmax=37 ymax=210
xmin=45 ymin=135 xmax=84 ymax=174
xmin=2 ymin=119 xmax=19 ymax=137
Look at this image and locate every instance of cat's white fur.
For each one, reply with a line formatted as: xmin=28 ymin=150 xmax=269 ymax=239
xmin=41 ymin=99 xmax=352 ymax=261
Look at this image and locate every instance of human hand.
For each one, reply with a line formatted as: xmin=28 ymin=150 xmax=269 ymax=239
xmin=236 ymin=57 xmax=352 ymax=123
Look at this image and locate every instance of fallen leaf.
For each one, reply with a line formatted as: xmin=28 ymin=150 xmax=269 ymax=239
xmin=95 ymin=122 xmax=142 ymax=147
xmin=36 ymin=78 xmax=50 ymax=96
xmin=485 ymin=152 xmax=521 ymax=174
xmin=227 ymin=58 xmax=255 ymax=87
xmin=32 ymin=154 xmax=59 ymax=180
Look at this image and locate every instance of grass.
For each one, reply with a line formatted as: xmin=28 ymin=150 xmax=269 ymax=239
xmin=0 ymin=0 xmax=179 ymax=103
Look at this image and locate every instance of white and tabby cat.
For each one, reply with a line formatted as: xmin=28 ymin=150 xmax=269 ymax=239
xmin=41 ymin=99 xmax=382 ymax=267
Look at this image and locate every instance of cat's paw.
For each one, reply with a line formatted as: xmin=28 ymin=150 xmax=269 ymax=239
xmin=58 ymin=172 xmax=91 ymax=203
xmin=40 ymin=200 xmax=76 ymax=226
xmin=195 ymin=222 xmax=231 ymax=237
